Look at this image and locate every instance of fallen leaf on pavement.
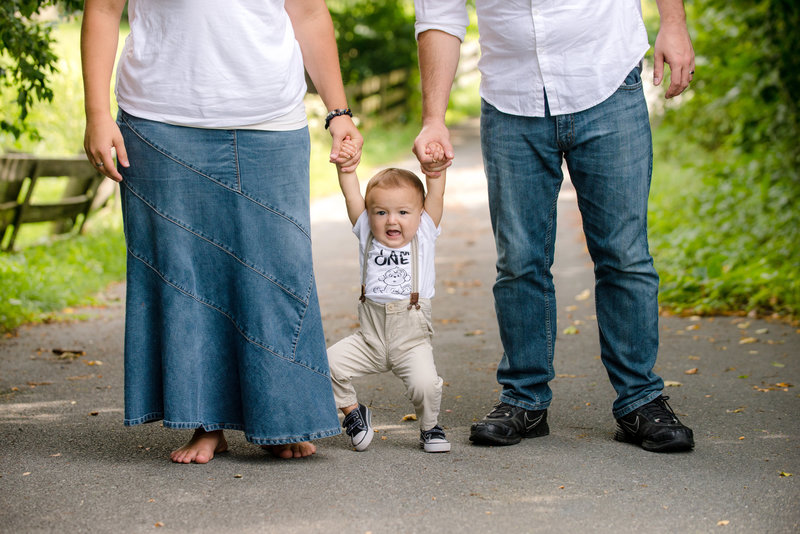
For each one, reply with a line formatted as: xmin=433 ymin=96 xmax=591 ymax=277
xmin=464 ymin=330 xmax=484 ymax=336
xmin=779 ymin=471 xmax=792 ymax=477
xmin=664 ymin=381 xmax=682 ymax=387
xmin=563 ymin=326 xmax=579 ymax=335
xmin=401 ymin=414 xmax=417 ymax=421
xmin=575 ymin=289 xmax=591 ymax=301
xmin=739 ymin=337 xmax=758 ymax=344
xmin=52 ymin=348 xmax=86 ymax=358
xmin=684 ymin=368 xmax=699 ymax=375
xmin=717 ymin=520 xmax=730 ymax=526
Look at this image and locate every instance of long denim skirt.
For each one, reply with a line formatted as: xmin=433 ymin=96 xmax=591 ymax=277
xmin=116 ymin=109 xmax=340 ymax=445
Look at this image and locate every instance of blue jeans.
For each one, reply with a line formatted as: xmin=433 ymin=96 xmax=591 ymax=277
xmin=480 ymin=68 xmax=663 ymax=419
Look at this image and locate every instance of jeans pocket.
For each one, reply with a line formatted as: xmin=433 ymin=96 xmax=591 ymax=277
xmin=618 ymin=67 xmax=643 ymax=91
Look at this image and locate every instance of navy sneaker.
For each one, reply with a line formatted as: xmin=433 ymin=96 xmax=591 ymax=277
xmin=614 ymin=396 xmax=694 ymax=452
xmin=469 ymin=402 xmax=549 ymax=446
xmin=342 ymin=404 xmax=373 ymax=451
xmin=420 ymin=425 xmax=451 ymax=453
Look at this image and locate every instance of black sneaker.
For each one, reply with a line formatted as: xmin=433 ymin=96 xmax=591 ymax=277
xmin=469 ymin=402 xmax=549 ymax=446
xmin=342 ymin=404 xmax=373 ymax=451
xmin=614 ymin=395 xmax=694 ymax=452
xmin=420 ymin=425 xmax=451 ymax=453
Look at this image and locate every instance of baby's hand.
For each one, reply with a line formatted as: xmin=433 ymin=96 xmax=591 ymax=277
xmin=426 ymin=142 xmax=445 ymax=164
xmin=336 ymin=137 xmax=359 ymax=169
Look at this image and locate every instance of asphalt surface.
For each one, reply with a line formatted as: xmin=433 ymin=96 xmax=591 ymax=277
xmin=1 ymin=119 xmax=798 ymax=533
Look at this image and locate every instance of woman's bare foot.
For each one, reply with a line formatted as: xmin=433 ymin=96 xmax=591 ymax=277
xmin=262 ymin=442 xmax=316 ymax=459
xmin=170 ymin=429 xmax=228 ymax=464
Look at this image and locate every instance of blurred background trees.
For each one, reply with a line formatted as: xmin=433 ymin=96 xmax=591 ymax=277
xmin=1 ymin=0 xmax=82 ymax=139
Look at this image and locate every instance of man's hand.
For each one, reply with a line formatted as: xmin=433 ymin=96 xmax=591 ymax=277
xmin=653 ymin=13 xmax=695 ymax=99
xmin=413 ymin=121 xmax=454 ymax=178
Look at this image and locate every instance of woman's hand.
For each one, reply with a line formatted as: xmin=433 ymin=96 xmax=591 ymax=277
xmin=84 ymin=114 xmax=128 ymax=182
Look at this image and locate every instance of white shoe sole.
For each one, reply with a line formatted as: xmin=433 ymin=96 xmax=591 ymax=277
xmin=352 ymin=428 xmax=374 ymax=451
xmin=351 ymin=407 xmax=373 ymax=451
xmin=422 ymin=440 xmax=451 ymax=453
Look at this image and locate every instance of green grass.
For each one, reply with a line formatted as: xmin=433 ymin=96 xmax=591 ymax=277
xmin=0 ymin=206 xmax=126 ymax=332
xmin=649 ymin=126 xmax=800 ymax=319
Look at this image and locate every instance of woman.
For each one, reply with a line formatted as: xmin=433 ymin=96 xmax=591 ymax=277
xmin=82 ymin=0 xmax=362 ymax=463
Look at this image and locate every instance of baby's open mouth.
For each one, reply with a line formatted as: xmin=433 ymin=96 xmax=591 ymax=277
xmin=386 ymin=230 xmax=401 ymax=237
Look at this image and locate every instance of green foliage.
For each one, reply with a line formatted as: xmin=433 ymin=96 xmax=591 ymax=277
xmin=646 ymin=1 xmax=800 ymax=318
xmin=1 ymin=0 xmax=82 ymax=139
xmin=329 ymin=0 xmax=417 ymax=85
xmin=0 ymin=211 xmax=126 ymax=332
xmin=649 ymin=128 xmax=799 ymax=316
xmin=0 ymin=19 xmax=87 ymax=155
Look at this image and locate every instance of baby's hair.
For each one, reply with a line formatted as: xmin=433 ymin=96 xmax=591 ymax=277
xmin=365 ymin=168 xmax=425 ymax=207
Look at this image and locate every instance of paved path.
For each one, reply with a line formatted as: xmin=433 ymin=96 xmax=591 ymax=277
xmin=2 ymin=119 xmax=798 ymax=533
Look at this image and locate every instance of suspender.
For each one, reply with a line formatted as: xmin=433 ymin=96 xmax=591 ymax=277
xmin=360 ymin=234 xmax=420 ymax=310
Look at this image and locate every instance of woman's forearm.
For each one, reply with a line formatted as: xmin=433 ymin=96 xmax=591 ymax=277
xmin=81 ymin=0 xmax=126 ymax=120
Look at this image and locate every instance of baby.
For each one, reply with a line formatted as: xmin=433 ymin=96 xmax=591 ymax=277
xmin=327 ymin=138 xmax=449 ymax=452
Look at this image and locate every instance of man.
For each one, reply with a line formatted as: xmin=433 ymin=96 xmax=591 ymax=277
xmin=413 ymin=0 xmax=695 ymax=452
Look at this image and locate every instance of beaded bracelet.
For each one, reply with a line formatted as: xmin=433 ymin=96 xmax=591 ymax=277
xmin=324 ymin=108 xmax=353 ymax=129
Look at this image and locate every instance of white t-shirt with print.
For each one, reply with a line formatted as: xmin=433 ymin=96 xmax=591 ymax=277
xmin=354 ymin=210 xmax=440 ymax=304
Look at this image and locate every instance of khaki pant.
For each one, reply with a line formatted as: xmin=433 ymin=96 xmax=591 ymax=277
xmin=327 ymin=297 xmax=443 ymax=431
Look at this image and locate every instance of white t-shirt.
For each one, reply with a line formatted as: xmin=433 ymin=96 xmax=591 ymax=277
xmin=116 ymin=0 xmax=307 ymax=129
xmin=354 ymin=210 xmax=441 ymax=304
xmin=414 ymin=0 xmax=650 ymax=117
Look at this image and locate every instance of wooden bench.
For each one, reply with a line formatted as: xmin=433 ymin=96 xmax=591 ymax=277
xmin=0 ymin=154 xmax=109 ymax=251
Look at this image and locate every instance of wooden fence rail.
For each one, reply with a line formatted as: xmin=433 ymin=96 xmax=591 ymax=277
xmin=0 ymin=154 xmax=110 ymax=251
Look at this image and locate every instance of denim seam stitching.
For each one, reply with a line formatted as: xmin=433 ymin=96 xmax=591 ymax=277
xmin=288 ymin=274 xmax=312 ymax=362
xmin=123 ymin=182 xmax=308 ymax=305
xmin=125 ymin=245 xmax=330 ymax=376
xmin=120 ymin=113 xmax=311 ymax=238
xmin=617 ymin=81 xmax=643 ymax=92
xmin=246 ymin=427 xmax=341 ymax=445
xmin=543 ymin=186 xmax=558 ymax=393
xmin=233 ymin=130 xmax=242 ymax=192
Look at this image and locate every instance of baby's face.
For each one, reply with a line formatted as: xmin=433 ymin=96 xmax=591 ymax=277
xmin=366 ymin=184 xmax=423 ymax=248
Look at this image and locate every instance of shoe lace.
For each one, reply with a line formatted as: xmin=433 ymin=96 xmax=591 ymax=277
xmin=343 ymin=410 xmax=365 ymax=437
xmin=639 ymin=396 xmax=678 ymax=424
xmin=422 ymin=425 xmax=446 ymax=440
xmin=487 ymin=402 xmax=514 ymax=418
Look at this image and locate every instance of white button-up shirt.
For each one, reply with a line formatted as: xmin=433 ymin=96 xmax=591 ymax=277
xmin=415 ymin=0 xmax=651 ymax=117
